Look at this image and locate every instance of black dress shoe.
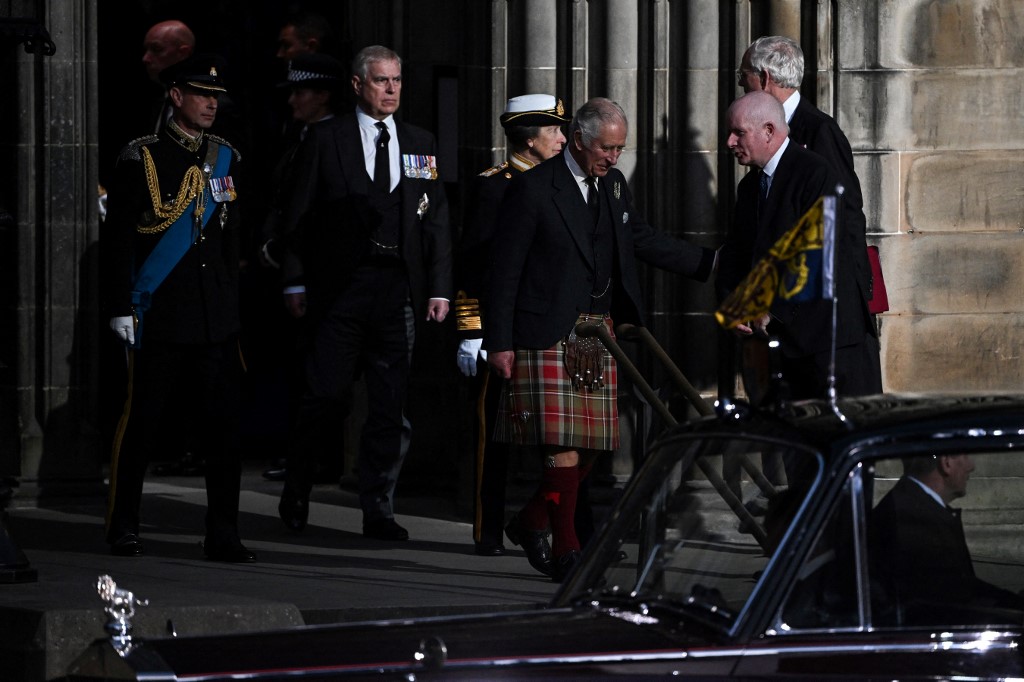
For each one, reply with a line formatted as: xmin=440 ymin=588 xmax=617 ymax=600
xmin=504 ymin=514 xmax=553 ymax=577
xmin=279 ymin=490 xmax=308 ymax=532
xmin=474 ymin=542 xmax=506 ymax=556
xmin=363 ymin=518 xmax=409 ymax=541
xmin=551 ymin=549 xmax=581 ymax=583
xmin=110 ymin=533 xmax=144 ymax=557
xmin=203 ymin=540 xmax=257 ymax=563
xmin=262 ymin=467 xmax=287 ymax=481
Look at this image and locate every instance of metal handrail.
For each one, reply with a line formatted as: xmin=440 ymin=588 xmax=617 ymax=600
xmin=574 ymin=321 xmax=770 ymax=548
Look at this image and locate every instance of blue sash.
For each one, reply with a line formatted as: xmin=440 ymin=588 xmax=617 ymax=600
xmin=129 ymin=142 xmax=232 ymax=348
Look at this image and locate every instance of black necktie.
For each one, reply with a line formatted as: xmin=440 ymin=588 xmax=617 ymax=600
xmin=585 ymin=176 xmax=599 ymax=223
xmin=759 ymin=171 xmax=770 ymax=200
xmin=373 ymin=121 xmax=390 ymax=194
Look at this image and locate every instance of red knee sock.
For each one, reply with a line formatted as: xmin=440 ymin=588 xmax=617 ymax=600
xmin=542 ymin=466 xmax=580 ymax=557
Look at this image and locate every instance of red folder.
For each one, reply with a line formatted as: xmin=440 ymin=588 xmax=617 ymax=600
xmin=867 ymin=245 xmax=889 ymax=314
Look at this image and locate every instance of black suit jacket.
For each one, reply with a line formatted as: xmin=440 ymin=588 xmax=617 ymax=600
xmin=277 ymin=112 xmax=453 ymax=321
xmin=456 ymin=160 xmax=524 ymax=308
xmin=718 ymin=140 xmax=872 ymax=356
xmin=870 ymin=476 xmax=1024 ymax=624
xmin=484 ymin=153 xmax=715 ymax=351
xmin=788 ymin=97 xmax=863 ymax=211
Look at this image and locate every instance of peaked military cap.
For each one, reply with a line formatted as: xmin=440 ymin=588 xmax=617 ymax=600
xmin=499 ymin=94 xmax=570 ymax=128
xmin=279 ymin=53 xmax=345 ymax=89
xmin=160 ymin=53 xmax=228 ymax=93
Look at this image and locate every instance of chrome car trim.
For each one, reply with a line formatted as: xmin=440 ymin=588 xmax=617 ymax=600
xmin=736 ymin=636 xmax=1021 ymax=658
xmin=849 ymin=462 xmax=872 ymax=628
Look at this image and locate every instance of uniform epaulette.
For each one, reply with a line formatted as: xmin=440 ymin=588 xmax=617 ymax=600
xmin=117 ymin=135 xmax=159 ymax=162
xmin=479 ymin=160 xmax=509 ymax=178
xmin=208 ymin=134 xmax=242 ymax=162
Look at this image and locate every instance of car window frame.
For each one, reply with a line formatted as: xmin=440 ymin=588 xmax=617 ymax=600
xmin=560 ymin=428 xmax=828 ymax=639
xmin=769 ymin=435 xmax=1024 ymax=637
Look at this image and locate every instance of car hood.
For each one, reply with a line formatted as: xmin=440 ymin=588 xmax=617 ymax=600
xmin=70 ymin=605 xmax=725 ymax=679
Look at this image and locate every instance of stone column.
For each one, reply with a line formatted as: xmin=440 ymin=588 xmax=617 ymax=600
xmin=767 ymin=0 xmax=801 ymax=42
xmin=602 ymin=0 xmax=638 ymax=179
xmin=566 ymin=0 xmax=588 ymax=108
xmin=12 ymin=0 xmax=101 ymax=483
xmin=523 ymin=0 xmax=558 ymax=96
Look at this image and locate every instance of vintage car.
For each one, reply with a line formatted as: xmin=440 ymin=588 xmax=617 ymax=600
xmin=68 ymin=393 xmax=1024 ymax=680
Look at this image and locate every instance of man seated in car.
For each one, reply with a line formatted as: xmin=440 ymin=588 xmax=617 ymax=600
xmin=869 ymin=453 xmax=1024 ymax=625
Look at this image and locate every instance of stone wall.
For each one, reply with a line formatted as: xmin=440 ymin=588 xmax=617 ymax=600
xmin=840 ymin=0 xmax=1024 ymax=391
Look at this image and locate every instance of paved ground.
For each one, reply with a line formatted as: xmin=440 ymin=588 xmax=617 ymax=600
xmin=0 ymin=465 xmax=564 ymax=680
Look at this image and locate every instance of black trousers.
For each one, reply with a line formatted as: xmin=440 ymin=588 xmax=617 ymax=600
xmin=783 ymin=331 xmax=883 ymax=400
xmin=472 ymin=365 xmax=508 ymax=547
xmin=107 ymin=337 xmax=242 ymax=545
xmin=286 ymin=263 xmax=413 ymax=522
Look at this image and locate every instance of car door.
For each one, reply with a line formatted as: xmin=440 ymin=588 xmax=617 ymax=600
xmin=733 ymin=445 xmax=1024 ymax=680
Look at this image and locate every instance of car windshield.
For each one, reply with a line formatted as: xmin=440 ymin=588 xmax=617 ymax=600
xmin=571 ymin=433 xmax=822 ymax=630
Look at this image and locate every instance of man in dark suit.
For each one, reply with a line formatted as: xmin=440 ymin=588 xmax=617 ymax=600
xmin=740 ymin=35 xmax=888 ymax=327
xmin=717 ymin=91 xmax=880 ymax=399
xmin=738 ymin=35 xmax=864 ymax=215
xmin=105 ymin=54 xmax=254 ymax=563
xmin=275 ymin=45 xmax=452 ymax=541
xmin=485 ymin=97 xmax=717 ymax=581
xmin=870 ymin=454 xmax=1024 ymax=625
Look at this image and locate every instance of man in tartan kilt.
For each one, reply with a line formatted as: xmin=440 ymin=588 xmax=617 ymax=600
xmin=484 ymin=98 xmax=717 ymax=582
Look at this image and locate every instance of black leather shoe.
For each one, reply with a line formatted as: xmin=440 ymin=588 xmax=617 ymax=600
xmin=204 ymin=540 xmax=257 ymax=563
xmin=278 ymin=490 xmax=308 ymax=532
xmin=551 ymin=549 xmax=581 ymax=583
xmin=262 ymin=467 xmax=287 ymax=481
xmin=504 ymin=515 xmax=553 ymax=577
xmin=110 ymin=533 xmax=144 ymax=557
xmin=474 ymin=542 xmax=506 ymax=556
xmin=363 ymin=518 xmax=409 ymax=541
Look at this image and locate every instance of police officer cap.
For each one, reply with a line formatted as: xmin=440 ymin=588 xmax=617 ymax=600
xmin=499 ymin=94 xmax=570 ymax=128
xmin=160 ymin=53 xmax=228 ymax=93
xmin=279 ymin=53 xmax=345 ymax=89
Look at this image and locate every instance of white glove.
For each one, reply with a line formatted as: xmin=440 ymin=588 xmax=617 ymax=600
xmin=110 ymin=316 xmax=135 ymax=345
xmin=457 ymin=338 xmax=486 ymax=377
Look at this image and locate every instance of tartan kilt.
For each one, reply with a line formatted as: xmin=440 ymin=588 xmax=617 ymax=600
xmin=493 ymin=316 xmax=618 ymax=451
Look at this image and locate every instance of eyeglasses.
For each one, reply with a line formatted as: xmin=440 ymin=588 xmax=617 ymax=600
xmin=736 ymin=68 xmax=758 ymax=80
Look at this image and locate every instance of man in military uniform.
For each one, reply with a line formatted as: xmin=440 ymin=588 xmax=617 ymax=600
xmin=105 ymin=54 xmax=255 ymax=562
xmin=455 ymin=94 xmax=569 ymax=558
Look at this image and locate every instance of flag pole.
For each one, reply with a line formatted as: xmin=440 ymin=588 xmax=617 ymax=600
xmin=827 ymin=184 xmax=850 ymax=427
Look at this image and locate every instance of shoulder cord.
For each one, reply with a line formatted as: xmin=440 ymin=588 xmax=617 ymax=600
xmin=137 ymin=146 xmax=207 ymax=234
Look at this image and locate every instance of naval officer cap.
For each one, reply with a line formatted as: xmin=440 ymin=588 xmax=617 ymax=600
xmin=279 ymin=53 xmax=345 ymax=90
xmin=160 ymin=53 xmax=228 ymax=93
xmin=499 ymin=94 xmax=570 ymax=128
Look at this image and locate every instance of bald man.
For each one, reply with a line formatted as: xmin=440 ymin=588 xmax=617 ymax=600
xmin=717 ymin=91 xmax=878 ymax=399
xmin=141 ymin=20 xmax=197 ymax=136
xmin=142 ymin=20 xmax=195 ymax=84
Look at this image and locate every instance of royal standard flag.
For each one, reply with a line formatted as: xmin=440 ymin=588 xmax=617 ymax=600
xmin=715 ymin=195 xmax=836 ymax=331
